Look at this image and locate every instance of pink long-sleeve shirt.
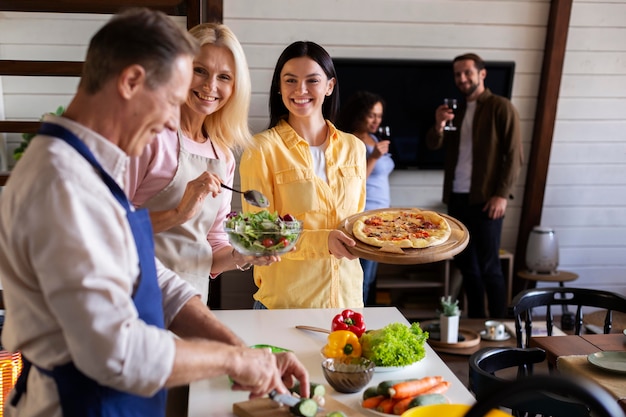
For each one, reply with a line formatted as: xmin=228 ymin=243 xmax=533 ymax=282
xmin=127 ymin=129 xmax=234 ymax=256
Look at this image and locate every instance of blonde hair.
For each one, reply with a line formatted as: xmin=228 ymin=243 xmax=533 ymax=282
xmin=188 ymin=23 xmax=252 ymax=153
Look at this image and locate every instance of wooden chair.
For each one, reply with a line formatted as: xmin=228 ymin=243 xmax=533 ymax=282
xmin=464 ymin=374 xmax=625 ymax=417
xmin=0 ymin=0 xmax=221 ymax=186
xmin=469 ymin=347 xmax=590 ymax=417
xmin=511 ymin=287 xmax=626 ymax=348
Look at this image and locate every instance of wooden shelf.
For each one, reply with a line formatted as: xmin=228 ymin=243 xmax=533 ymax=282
xmin=377 ymin=279 xmax=444 ymax=289
xmin=374 ymin=251 xmax=514 ymax=321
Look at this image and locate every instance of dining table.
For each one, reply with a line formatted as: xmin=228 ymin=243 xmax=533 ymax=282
xmin=529 ymin=333 xmax=626 ymax=413
xmin=187 ymin=306 xmax=476 ymax=417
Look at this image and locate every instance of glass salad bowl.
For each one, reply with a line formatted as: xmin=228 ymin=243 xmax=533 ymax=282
xmin=224 ymin=210 xmax=302 ymax=256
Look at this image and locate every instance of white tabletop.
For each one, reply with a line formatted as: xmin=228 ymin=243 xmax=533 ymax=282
xmin=187 ymin=307 xmax=475 ymax=417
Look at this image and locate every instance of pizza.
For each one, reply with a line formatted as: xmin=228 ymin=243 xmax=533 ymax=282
xmin=352 ymin=209 xmax=451 ymax=249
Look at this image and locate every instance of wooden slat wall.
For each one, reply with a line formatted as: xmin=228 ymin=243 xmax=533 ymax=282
xmin=222 ymin=0 xmax=626 ymax=295
xmin=541 ymin=0 xmax=626 ymax=293
xmin=0 ymin=1 xmax=219 ymax=184
xmin=0 ymin=0 xmax=205 ymax=28
xmin=2 ymin=0 xmax=625 ymax=295
xmin=223 ymin=0 xmax=550 ymax=253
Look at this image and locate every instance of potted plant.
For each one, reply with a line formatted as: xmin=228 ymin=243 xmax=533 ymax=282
xmin=439 ymin=295 xmax=460 ymax=343
xmin=13 ymin=106 xmax=65 ymax=162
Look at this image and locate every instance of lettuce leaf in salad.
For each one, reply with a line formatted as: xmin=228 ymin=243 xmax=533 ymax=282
xmin=225 ymin=210 xmax=300 ymax=253
xmin=360 ymin=322 xmax=428 ymax=367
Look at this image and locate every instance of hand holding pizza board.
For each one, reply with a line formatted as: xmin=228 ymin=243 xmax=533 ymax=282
xmin=339 ymin=208 xmax=469 ymax=265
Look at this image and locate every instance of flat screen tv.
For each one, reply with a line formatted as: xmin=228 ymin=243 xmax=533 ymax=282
xmin=332 ymin=58 xmax=516 ymax=169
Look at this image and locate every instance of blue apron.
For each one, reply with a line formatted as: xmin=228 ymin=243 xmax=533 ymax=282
xmin=11 ymin=123 xmax=167 ymax=417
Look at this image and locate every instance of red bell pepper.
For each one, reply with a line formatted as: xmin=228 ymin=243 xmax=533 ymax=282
xmin=331 ymin=309 xmax=366 ymax=338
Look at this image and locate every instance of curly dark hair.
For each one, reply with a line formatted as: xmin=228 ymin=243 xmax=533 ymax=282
xmin=336 ymin=91 xmax=386 ymax=133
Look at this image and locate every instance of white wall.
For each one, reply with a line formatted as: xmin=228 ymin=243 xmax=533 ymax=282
xmin=544 ymin=0 xmax=626 ymax=293
xmin=1 ymin=0 xmax=624 ymax=295
xmin=223 ymin=0 xmax=626 ymax=295
xmin=224 ymin=0 xmax=551 ymax=255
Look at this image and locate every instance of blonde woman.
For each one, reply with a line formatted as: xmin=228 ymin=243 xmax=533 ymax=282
xmin=128 ymin=23 xmax=277 ymax=304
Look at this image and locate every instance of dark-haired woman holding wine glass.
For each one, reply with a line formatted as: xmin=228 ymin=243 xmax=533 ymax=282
xmin=337 ymin=90 xmax=395 ymax=305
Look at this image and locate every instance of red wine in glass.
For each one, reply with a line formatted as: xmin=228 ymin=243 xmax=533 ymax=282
xmin=377 ymin=125 xmax=391 ymax=141
xmin=443 ymin=98 xmax=458 ymax=131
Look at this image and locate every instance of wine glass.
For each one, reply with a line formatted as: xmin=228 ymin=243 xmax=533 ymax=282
xmin=443 ymin=98 xmax=458 ymax=131
xmin=377 ymin=125 xmax=391 ymax=141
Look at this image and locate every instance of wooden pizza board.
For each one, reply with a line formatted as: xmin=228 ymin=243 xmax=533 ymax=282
xmin=339 ymin=208 xmax=469 ymax=265
xmin=233 ymin=396 xmax=367 ymax=417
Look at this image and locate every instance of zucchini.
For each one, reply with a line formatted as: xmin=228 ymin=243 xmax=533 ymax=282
xmin=407 ymin=393 xmax=448 ymax=408
xmin=289 ymin=398 xmax=319 ymax=417
xmin=291 ymin=381 xmax=326 ymax=398
xmin=362 ymin=386 xmax=380 ymax=400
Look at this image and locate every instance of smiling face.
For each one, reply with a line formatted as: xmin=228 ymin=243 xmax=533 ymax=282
xmin=279 ymin=56 xmax=335 ymax=121
xmin=453 ymin=58 xmax=486 ymax=100
xmin=363 ymin=101 xmax=384 ymax=134
xmin=185 ymin=43 xmax=235 ymax=117
xmin=122 ymin=55 xmax=193 ymax=157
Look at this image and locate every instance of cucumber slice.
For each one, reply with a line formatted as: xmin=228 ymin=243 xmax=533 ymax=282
xmin=291 ymin=381 xmax=326 ymax=398
xmin=289 ymin=398 xmax=319 ymax=417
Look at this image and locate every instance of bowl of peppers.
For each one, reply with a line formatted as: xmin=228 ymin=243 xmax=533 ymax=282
xmin=321 ymin=310 xmax=373 ymax=393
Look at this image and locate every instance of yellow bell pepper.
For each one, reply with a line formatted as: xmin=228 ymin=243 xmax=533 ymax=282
xmin=323 ymin=330 xmax=362 ymax=358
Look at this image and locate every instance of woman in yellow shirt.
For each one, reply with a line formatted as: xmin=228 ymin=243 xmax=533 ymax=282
xmin=239 ymin=41 xmax=366 ymax=309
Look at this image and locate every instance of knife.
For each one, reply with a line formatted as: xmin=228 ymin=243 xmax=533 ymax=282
xmin=269 ymin=390 xmax=324 ymax=411
xmin=269 ymin=390 xmax=300 ymax=407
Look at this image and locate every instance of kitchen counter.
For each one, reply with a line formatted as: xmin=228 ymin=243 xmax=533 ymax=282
xmin=187 ymin=307 xmax=475 ymax=416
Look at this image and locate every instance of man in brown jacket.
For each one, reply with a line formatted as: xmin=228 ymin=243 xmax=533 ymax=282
xmin=426 ymin=53 xmax=523 ymax=318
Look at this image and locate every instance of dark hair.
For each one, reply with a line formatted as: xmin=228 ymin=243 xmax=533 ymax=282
xmin=268 ymin=41 xmax=339 ymax=128
xmin=80 ymin=8 xmax=199 ymax=94
xmin=336 ymin=90 xmax=386 ymax=133
xmin=453 ymin=53 xmax=486 ymax=71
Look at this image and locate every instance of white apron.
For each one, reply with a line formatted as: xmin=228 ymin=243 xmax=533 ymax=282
xmin=142 ymin=132 xmax=226 ymax=304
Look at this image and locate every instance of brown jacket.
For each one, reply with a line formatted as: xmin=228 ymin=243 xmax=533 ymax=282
xmin=426 ymin=88 xmax=523 ymax=205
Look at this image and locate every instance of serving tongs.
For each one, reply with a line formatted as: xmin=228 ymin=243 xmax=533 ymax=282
xmin=295 ymin=325 xmax=331 ymax=334
xmin=220 ymin=183 xmax=269 ymax=208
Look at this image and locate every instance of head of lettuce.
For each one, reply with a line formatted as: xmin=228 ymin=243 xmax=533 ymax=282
xmin=360 ymin=322 xmax=429 ymax=367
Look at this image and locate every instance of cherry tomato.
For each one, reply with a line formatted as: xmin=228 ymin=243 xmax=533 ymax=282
xmin=262 ymin=238 xmax=276 ymax=248
xmin=278 ymin=236 xmax=290 ymax=247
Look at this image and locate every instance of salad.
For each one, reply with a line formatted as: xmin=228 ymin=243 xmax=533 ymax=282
xmin=225 ymin=210 xmax=302 ymax=255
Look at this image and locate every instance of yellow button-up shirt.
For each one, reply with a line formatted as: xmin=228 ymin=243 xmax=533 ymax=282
xmin=239 ymin=119 xmax=366 ymax=308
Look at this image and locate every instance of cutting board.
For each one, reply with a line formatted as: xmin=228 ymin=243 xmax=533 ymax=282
xmin=338 ymin=208 xmax=469 ymax=265
xmin=233 ymin=396 xmax=368 ymax=417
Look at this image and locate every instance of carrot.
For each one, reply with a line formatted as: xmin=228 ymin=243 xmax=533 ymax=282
xmin=388 ymin=376 xmax=443 ymax=399
xmin=362 ymin=395 xmax=386 ymax=409
xmin=375 ymin=397 xmax=398 ymax=414
xmin=391 ymin=396 xmax=414 ymax=415
xmin=420 ymin=380 xmax=451 ymax=395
